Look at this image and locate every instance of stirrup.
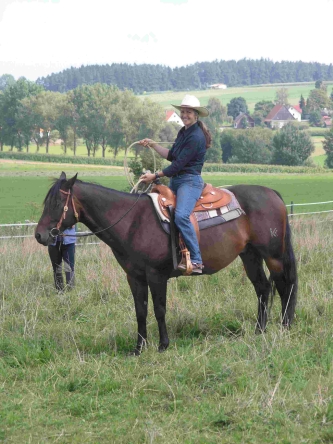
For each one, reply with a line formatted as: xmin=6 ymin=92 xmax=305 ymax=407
xmin=177 ymin=252 xmax=192 ymax=275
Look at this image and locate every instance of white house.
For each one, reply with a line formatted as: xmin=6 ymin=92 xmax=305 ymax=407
xmin=208 ymin=83 xmax=227 ymax=89
xmin=288 ymin=105 xmax=302 ymax=121
xmin=165 ymin=110 xmax=183 ymax=126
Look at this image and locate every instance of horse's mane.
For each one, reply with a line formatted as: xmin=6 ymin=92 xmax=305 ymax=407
xmin=44 ymin=177 xmax=132 ymax=205
xmin=43 ymin=178 xmax=63 ymax=205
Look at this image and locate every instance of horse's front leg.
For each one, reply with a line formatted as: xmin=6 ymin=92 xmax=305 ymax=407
xmin=147 ymin=271 xmax=169 ymax=352
xmin=126 ymin=274 xmax=149 ymax=355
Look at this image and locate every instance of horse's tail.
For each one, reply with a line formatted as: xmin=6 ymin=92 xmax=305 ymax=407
xmin=282 ymin=215 xmax=298 ymax=322
xmin=273 ymin=190 xmax=298 ymax=325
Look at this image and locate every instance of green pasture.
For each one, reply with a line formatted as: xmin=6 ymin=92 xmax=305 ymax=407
xmin=1 ymin=143 xmax=134 ymax=158
xmin=0 ymin=211 xmax=332 ymax=442
xmin=140 ymin=82 xmax=333 ymax=112
xmin=312 ymin=155 xmax=326 ymax=167
xmin=312 ymin=136 xmax=326 ymax=156
xmin=1 ymin=164 xmax=333 ymax=223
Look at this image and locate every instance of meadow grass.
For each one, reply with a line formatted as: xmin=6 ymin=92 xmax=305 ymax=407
xmin=1 ymin=164 xmax=333 ymax=223
xmin=312 ymin=137 xmax=326 ymax=157
xmin=0 ymin=216 xmax=332 ymax=443
xmin=313 ymin=155 xmax=326 ymax=167
xmin=139 ymin=83 xmax=333 ymax=112
xmin=1 ymin=144 xmax=134 ymax=158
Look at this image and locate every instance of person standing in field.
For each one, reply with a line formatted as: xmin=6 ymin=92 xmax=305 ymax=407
xmin=48 ymin=225 xmax=76 ymax=291
xmin=139 ymin=95 xmax=211 ymax=274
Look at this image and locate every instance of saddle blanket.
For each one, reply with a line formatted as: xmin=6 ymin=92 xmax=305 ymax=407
xmin=148 ymin=188 xmax=245 ymax=233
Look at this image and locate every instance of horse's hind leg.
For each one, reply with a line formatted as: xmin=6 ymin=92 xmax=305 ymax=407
xmin=127 ymin=274 xmax=149 ymax=355
xmin=266 ymin=259 xmax=297 ymax=328
xmin=239 ymin=245 xmax=272 ymax=333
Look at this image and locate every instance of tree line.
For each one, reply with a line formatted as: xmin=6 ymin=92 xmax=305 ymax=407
xmin=28 ymin=59 xmax=333 ymax=93
xmin=1 ymin=76 xmax=333 ymax=168
xmin=0 ymin=78 xmax=175 ymax=158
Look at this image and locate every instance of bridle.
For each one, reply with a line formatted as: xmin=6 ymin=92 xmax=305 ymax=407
xmin=50 ymin=189 xmax=79 ymax=238
xmin=50 ymin=187 xmax=143 ymax=239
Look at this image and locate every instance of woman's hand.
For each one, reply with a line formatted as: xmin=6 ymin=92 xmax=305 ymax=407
xmin=140 ymin=172 xmax=156 ymax=183
xmin=138 ymin=138 xmax=155 ymax=147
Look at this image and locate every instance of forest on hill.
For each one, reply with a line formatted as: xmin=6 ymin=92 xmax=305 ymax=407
xmin=35 ymin=59 xmax=333 ymax=93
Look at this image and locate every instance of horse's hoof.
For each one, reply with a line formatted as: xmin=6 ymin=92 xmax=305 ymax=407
xmin=158 ymin=343 xmax=169 ymax=353
xmin=128 ymin=348 xmax=141 ymax=357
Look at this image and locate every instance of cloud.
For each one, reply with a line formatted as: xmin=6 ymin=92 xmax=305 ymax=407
xmin=127 ymin=33 xmax=158 ymax=43
xmin=160 ymin=0 xmax=188 ymax=4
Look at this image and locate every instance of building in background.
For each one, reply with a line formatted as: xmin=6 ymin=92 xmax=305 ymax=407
xmin=208 ymin=83 xmax=227 ymax=89
xmin=165 ymin=110 xmax=183 ymax=126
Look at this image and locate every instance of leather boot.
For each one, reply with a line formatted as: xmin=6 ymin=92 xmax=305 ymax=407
xmin=65 ymin=271 xmax=75 ymax=289
xmin=54 ymin=272 xmax=64 ymax=292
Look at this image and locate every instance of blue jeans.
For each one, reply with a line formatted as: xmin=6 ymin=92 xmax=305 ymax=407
xmin=169 ymin=174 xmax=204 ymax=264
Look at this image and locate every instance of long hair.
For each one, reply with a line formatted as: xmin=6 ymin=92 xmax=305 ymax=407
xmin=197 ymin=119 xmax=212 ymax=149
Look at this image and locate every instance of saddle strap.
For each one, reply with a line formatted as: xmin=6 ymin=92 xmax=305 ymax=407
xmin=179 ymin=236 xmax=192 ymax=275
xmin=167 ymin=205 xmax=178 ymax=271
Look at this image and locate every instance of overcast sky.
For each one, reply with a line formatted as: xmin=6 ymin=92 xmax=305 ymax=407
xmin=1 ymin=0 xmax=333 ymax=81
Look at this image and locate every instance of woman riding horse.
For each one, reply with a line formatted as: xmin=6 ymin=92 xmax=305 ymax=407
xmin=139 ymin=95 xmax=211 ymax=275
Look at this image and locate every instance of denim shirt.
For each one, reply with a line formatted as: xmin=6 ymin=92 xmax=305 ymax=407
xmin=50 ymin=225 xmax=76 ymax=246
xmin=162 ymin=122 xmax=206 ymax=178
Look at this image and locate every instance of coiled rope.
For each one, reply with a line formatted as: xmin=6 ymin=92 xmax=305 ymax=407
xmin=123 ymin=141 xmax=171 ymax=193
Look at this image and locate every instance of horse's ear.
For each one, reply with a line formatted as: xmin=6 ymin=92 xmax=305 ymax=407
xmin=60 ymin=171 xmax=67 ymax=181
xmin=64 ymin=173 xmax=78 ymax=191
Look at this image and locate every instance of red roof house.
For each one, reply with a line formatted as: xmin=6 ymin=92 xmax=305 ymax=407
xmin=264 ymin=104 xmax=297 ymax=129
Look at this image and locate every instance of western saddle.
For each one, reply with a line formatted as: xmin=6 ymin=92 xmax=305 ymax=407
xmin=150 ymin=183 xmax=232 ymax=275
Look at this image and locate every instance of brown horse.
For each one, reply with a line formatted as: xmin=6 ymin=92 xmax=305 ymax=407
xmin=35 ymin=172 xmax=298 ymax=354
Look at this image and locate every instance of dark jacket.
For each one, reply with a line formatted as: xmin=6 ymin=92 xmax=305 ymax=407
xmin=162 ymin=122 xmax=206 ymax=177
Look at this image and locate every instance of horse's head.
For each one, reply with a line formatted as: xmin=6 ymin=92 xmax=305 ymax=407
xmin=35 ymin=172 xmax=78 ymax=246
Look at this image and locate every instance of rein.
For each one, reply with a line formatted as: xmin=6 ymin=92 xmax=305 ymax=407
xmin=52 ymin=188 xmax=143 ymax=239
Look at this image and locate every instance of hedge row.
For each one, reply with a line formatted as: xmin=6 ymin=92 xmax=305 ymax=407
xmin=0 ymin=150 xmax=330 ymax=174
xmin=202 ymin=163 xmax=329 ymax=174
xmin=0 ymin=151 xmax=124 ymax=166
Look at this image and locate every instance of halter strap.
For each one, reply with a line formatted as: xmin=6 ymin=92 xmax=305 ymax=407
xmin=56 ymin=189 xmax=79 ymax=231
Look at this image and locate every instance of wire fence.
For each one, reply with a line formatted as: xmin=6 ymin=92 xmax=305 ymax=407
xmin=1 ymin=199 xmax=332 ymax=240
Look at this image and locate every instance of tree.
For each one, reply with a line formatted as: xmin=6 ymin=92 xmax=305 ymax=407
xmin=206 ymin=97 xmax=227 ymax=125
xmin=299 ymin=95 xmax=306 ymax=109
xmin=220 ymin=130 xmax=236 ymax=163
xmin=158 ymin=122 xmax=179 ymax=146
xmin=309 ymin=110 xmax=323 ymax=127
xmin=228 ymin=127 xmax=273 ymax=164
xmin=252 ymin=100 xmax=275 ymax=127
xmin=0 ymin=74 xmax=15 ymax=91
xmin=307 ymin=88 xmax=329 ymax=111
xmin=53 ymin=92 xmax=75 ymax=154
xmin=227 ymin=97 xmax=248 ymax=120
xmin=1 ymin=78 xmax=43 ymax=150
xmin=315 ymin=79 xmax=323 ymax=89
xmin=204 ymin=97 xmax=226 ymax=162
xmin=254 ymin=100 xmax=275 ymax=115
xmin=271 ymin=123 xmax=314 ymax=165
xmin=323 ymin=128 xmax=333 ymax=168
xmin=275 ymin=87 xmax=289 ymax=105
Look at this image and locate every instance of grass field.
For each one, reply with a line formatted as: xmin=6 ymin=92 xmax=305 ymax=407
xmin=1 ymin=163 xmax=333 ymax=224
xmin=0 ymin=161 xmax=332 ymax=442
xmin=0 ymin=205 xmax=332 ymax=442
xmin=313 ymin=155 xmax=326 ymax=167
xmin=139 ymin=82 xmax=333 ymax=112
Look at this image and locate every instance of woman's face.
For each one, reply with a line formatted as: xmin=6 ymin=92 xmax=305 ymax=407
xmin=180 ymin=107 xmax=197 ymax=128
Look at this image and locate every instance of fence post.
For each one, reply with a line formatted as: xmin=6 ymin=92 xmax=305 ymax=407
xmin=290 ymin=201 xmax=294 ymax=217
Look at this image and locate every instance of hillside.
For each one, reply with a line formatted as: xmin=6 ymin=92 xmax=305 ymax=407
xmin=35 ymin=59 xmax=333 ymax=93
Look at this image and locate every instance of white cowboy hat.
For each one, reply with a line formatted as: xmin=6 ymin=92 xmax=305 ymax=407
xmin=171 ymin=94 xmax=209 ymax=117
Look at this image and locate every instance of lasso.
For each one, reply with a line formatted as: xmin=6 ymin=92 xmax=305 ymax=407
xmin=123 ymin=141 xmax=171 ymax=193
